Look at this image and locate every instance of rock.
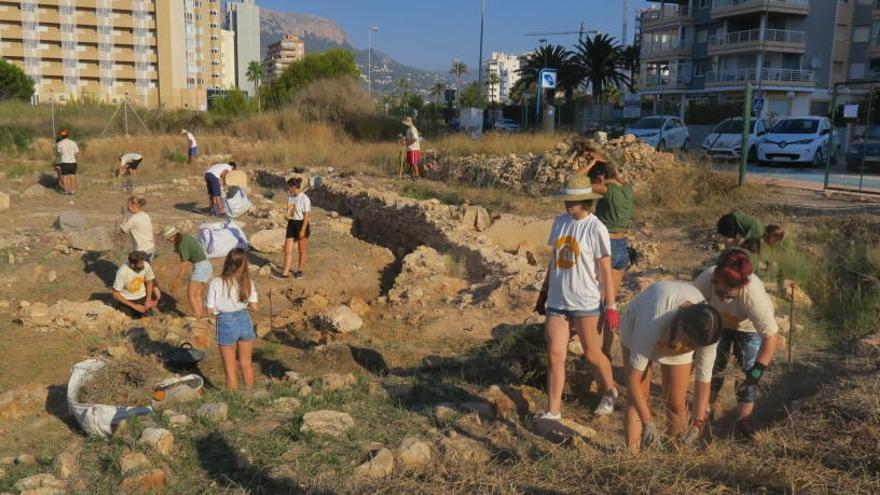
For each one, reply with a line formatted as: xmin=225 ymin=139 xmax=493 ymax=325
xmin=283 ymin=371 xmax=307 ymax=386
xmin=483 ymin=385 xmax=517 ymax=418
xmin=156 ymin=384 xmax=200 ymax=408
xmin=505 ymin=385 xmax=541 ymax=416
xmin=300 ymin=410 xmax=354 ymax=437
xmin=272 ymin=397 xmax=301 ymax=412
xmin=196 ymin=402 xmax=228 ymax=422
xmin=138 ymin=427 xmax=174 ymax=455
xmin=68 ymin=226 xmax=113 ymax=252
xmin=13 ymin=474 xmax=64 ymax=491
xmin=55 ymin=210 xmax=87 ymax=232
xmin=854 ymin=332 xmax=880 ymax=358
xmin=387 ymin=384 xmax=413 ymax=401
xmin=20 ymin=303 xmax=50 ymax=319
xmin=15 ymin=454 xmax=37 ymax=465
xmin=167 ymin=414 xmax=192 ymax=427
xmin=568 ymin=338 xmax=584 ymax=355
xmin=354 ymin=447 xmax=394 ymax=478
xmin=46 ymin=270 xmax=57 ymax=283
xmin=297 ymin=385 xmax=313 ymax=398
xmin=432 ymin=403 xmax=458 ymax=422
xmin=397 ymin=436 xmax=432 ymax=468
xmin=461 ymin=205 xmax=491 ymax=232
xmin=258 ymin=265 xmax=272 ymax=277
xmin=119 ymin=469 xmax=166 ymax=493
xmin=532 ymin=416 xmax=597 ymax=443
xmin=20 ymin=488 xmax=66 ymax=495
xmin=347 ymin=296 xmax=370 ymax=316
xmin=438 ymin=433 xmax=491 ymax=464
xmin=250 ymin=228 xmax=286 ymax=253
xmin=321 ymin=372 xmax=356 ymax=392
xmin=54 ymin=452 xmax=78 ymax=479
xmin=118 ymin=452 xmax=150 ymax=474
xmin=0 ymin=191 xmax=9 ymax=211
xmin=316 ymin=305 xmax=363 ymax=333
xmin=21 ymin=184 xmax=49 ymax=198
xmin=459 ymin=401 xmax=494 ymax=419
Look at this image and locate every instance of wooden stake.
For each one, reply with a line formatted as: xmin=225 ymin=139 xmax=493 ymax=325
xmin=788 ymin=282 xmax=795 ymax=366
xmin=268 ymin=288 xmax=274 ymax=334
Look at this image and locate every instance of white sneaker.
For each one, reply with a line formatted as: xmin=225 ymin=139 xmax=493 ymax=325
xmin=593 ymin=388 xmax=619 ymax=416
xmin=538 ymin=412 xmax=562 ymax=421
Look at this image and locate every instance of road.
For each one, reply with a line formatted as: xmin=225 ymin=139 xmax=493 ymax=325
xmin=710 ymin=159 xmax=880 ymax=194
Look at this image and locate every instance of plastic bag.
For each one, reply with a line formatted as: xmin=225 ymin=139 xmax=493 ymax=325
xmin=66 ymin=359 xmax=153 ymax=438
xmin=198 ymin=219 xmax=248 ymax=259
xmin=223 ymin=186 xmax=252 ymax=218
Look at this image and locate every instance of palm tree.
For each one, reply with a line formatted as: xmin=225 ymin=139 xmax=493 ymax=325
xmin=620 ymin=44 xmax=641 ymax=92
xmin=513 ymin=43 xmax=578 ymax=104
xmin=245 ymin=61 xmax=264 ymax=111
xmin=485 ymin=71 xmax=502 ymax=104
xmin=450 ymin=60 xmax=468 ymax=101
xmin=430 ymin=81 xmax=447 ymax=106
xmin=573 ymin=34 xmax=629 ymax=98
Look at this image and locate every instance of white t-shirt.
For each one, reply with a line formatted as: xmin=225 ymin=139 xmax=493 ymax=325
xmin=57 ymin=138 xmax=79 ymax=164
xmin=185 ymin=132 xmax=197 ymax=148
xmin=206 ymin=278 xmax=258 ymax=314
xmin=206 ymin=163 xmax=233 ymax=179
xmin=113 ymin=263 xmax=156 ymax=300
xmin=121 ymin=153 xmax=142 ymax=166
xmin=406 ymin=126 xmax=421 ymax=151
xmin=121 ymin=211 xmax=155 ymax=254
xmin=545 ymin=213 xmax=611 ymax=311
xmin=693 ymin=266 xmax=778 ymax=336
xmin=618 ymin=281 xmax=718 ymax=383
xmin=287 ymin=193 xmax=311 ymax=221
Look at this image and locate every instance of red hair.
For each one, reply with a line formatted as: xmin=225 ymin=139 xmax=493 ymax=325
xmin=714 ymin=249 xmax=753 ymax=288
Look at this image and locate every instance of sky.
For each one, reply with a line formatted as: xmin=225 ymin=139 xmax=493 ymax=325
xmin=257 ymin=0 xmax=653 ymax=72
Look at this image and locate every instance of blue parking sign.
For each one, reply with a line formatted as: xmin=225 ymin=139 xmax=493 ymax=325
xmin=540 ymin=69 xmax=557 ymax=90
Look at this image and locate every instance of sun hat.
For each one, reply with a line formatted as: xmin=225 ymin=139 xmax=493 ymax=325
xmin=180 ymin=129 xmax=188 ymax=135
xmin=161 ymin=226 xmax=179 ymax=240
xmin=401 ymin=117 xmax=414 ymax=127
xmin=59 ymin=129 xmax=69 ymax=137
xmin=554 ymin=175 xmax=603 ymax=201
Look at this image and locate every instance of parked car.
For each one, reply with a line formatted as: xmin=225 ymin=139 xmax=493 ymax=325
xmin=757 ymin=116 xmax=839 ymax=168
xmin=494 ymin=118 xmax=521 ymax=132
xmin=624 ymin=115 xmax=690 ymax=150
xmin=846 ymin=126 xmax=880 ymax=174
xmin=702 ymin=117 xmax=770 ymax=162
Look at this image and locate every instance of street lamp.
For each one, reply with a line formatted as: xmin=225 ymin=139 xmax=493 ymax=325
xmin=368 ymin=26 xmax=380 ymax=97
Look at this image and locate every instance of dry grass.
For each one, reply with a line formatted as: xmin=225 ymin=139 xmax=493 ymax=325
xmin=429 ymin=132 xmax=566 ymax=157
xmin=77 ymin=358 xmax=164 ymax=406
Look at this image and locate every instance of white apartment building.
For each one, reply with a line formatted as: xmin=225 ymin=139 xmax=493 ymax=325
xmin=484 ymin=52 xmax=522 ymax=104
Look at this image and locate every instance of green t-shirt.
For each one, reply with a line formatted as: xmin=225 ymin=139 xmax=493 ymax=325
xmin=733 ymin=212 xmax=765 ymax=240
xmin=595 ymin=182 xmax=634 ymax=234
xmin=176 ymin=234 xmax=207 ymax=264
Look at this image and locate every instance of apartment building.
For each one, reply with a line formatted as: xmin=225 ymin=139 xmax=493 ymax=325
xmin=220 ymin=28 xmax=235 ymax=89
xmin=0 ymin=0 xmax=223 ymax=110
xmin=262 ymin=33 xmax=304 ymax=81
xmin=223 ymin=0 xmax=259 ymax=96
xmin=637 ymin=0 xmax=851 ymax=118
xmin=482 ymin=52 xmax=522 ymax=104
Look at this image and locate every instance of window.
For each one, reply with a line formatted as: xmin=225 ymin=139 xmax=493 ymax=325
xmin=853 ymin=27 xmax=870 ymax=43
xmin=696 ymin=29 xmax=708 ymax=44
xmin=693 ymin=63 xmax=705 ymax=77
xmin=810 ymin=101 xmax=830 ymax=116
xmin=850 ymin=63 xmax=866 ymax=79
xmin=698 ymin=0 xmax=710 ymax=7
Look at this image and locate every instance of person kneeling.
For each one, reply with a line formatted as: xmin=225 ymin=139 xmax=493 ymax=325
xmin=618 ymin=281 xmax=723 ymax=453
xmin=112 ymin=251 xmax=161 ymax=319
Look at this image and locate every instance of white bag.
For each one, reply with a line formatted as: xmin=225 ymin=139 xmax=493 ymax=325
xmin=198 ymin=219 xmax=249 ymax=259
xmin=223 ymin=186 xmax=252 ymax=219
xmin=66 ymin=359 xmax=153 ymax=438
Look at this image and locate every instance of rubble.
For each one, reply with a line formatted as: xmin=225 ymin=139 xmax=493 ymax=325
xmin=300 ymin=410 xmax=354 ymax=437
xmin=354 ymin=447 xmax=394 ymax=478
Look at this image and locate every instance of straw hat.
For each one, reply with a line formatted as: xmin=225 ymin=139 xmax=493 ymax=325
xmin=401 ymin=117 xmax=414 ymax=127
xmin=554 ymin=175 xmax=603 ymax=201
xmin=161 ymin=226 xmax=179 ymax=240
xmin=180 ymin=129 xmax=189 ymax=135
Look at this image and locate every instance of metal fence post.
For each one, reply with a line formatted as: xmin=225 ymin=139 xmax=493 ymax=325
xmin=739 ymin=82 xmax=753 ymax=187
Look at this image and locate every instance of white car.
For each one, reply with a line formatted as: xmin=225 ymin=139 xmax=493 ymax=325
xmin=494 ymin=118 xmax=520 ymax=132
xmin=757 ymin=116 xmax=838 ymax=168
xmin=702 ymin=117 xmax=770 ymax=162
xmin=624 ymin=115 xmax=690 ymax=151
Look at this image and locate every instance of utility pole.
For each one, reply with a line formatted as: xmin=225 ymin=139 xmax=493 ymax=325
xmin=622 ymin=0 xmax=629 ymax=46
xmin=478 ymin=0 xmax=486 ymax=95
xmin=368 ymin=26 xmax=380 ymax=97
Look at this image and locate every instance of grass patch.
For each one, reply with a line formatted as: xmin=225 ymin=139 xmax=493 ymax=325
xmin=431 ymin=132 xmax=565 ymax=157
xmin=400 ymin=183 xmax=465 ymax=205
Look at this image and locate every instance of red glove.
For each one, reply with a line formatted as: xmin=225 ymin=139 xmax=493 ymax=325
xmin=604 ymin=308 xmax=620 ymax=330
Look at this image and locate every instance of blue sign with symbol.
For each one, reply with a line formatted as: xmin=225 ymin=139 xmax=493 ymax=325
xmin=539 ymin=69 xmax=557 ymax=90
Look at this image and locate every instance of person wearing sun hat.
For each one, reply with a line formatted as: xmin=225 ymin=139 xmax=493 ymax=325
xmin=401 ymin=116 xmax=421 ymax=179
xmin=181 ymin=129 xmax=198 ymax=164
xmin=534 ymin=174 xmax=620 ymax=420
xmin=162 ymin=225 xmax=212 ymax=318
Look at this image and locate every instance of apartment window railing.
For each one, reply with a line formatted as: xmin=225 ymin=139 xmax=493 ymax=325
xmin=641 ymin=4 xmax=691 ymax=21
xmin=705 ymin=67 xmax=815 ymax=83
xmin=708 ymin=28 xmax=805 ymax=46
xmin=641 ymin=40 xmax=693 ymax=55
xmin=712 ymin=0 xmax=808 ymax=7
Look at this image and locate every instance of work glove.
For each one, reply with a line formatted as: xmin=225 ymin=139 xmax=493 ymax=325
xmin=682 ymin=418 xmax=705 ymax=446
xmin=534 ymin=290 xmax=548 ymax=316
xmin=641 ymin=420 xmax=661 ymax=450
xmin=604 ymin=308 xmax=620 ymax=330
xmin=745 ymin=362 xmax=767 ymax=386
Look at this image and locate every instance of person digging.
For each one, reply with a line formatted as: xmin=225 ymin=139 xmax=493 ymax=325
xmin=162 ymin=226 xmax=213 ymax=319
xmin=112 ymin=250 xmax=161 ymax=319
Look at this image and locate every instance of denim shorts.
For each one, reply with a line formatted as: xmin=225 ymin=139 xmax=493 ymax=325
xmin=610 ymin=237 xmax=630 ymax=271
xmin=216 ymin=309 xmax=256 ymax=346
xmin=546 ymin=306 xmax=601 ymax=318
xmin=711 ymin=329 xmax=763 ymax=403
xmin=204 ymin=173 xmax=222 ymax=197
xmin=190 ymin=260 xmax=213 ymax=282
xmin=189 ymin=146 xmax=198 ymax=157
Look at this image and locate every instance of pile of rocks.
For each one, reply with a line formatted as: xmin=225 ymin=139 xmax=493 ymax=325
xmin=425 ymin=134 xmax=680 ymax=191
xmin=16 ymin=300 xmax=128 ymax=332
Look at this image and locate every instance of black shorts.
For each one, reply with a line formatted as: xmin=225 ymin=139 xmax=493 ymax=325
xmin=118 ymin=296 xmax=147 ymax=319
xmin=59 ymin=163 xmax=77 ymax=176
xmin=127 ymin=158 xmax=142 ymax=170
xmin=286 ymin=220 xmax=311 ymax=240
xmin=716 ymin=213 xmax=738 ymax=238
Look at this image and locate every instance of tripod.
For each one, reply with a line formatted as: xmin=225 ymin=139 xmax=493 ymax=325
xmin=100 ymin=92 xmax=149 ymax=137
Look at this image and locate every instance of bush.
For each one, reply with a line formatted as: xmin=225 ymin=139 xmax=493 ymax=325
xmin=0 ymin=60 xmax=35 ymax=101
xmin=263 ymin=49 xmax=360 ymax=109
xmin=292 ymin=77 xmax=372 ymax=124
xmin=345 ymin=114 xmax=402 ymax=142
xmin=0 ymin=125 xmax=34 ymax=153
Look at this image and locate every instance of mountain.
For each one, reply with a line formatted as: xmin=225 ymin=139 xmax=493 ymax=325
xmin=259 ymin=7 xmax=453 ymax=95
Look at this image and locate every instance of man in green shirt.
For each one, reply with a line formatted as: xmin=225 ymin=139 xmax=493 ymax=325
xmin=162 ymin=226 xmax=213 ymax=319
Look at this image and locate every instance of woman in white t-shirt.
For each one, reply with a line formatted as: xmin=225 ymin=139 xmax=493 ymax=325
xmin=534 ymin=175 xmax=619 ymax=419
xmin=120 ymin=196 xmax=155 ymax=258
xmin=273 ymin=177 xmax=311 ymax=280
xmin=206 ymin=248 xmax=258 ymax=391
xmin=617 ymin=281 xmax=722 ymax=453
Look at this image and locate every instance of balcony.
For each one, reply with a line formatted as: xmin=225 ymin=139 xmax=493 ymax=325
xmin=640 ymin=71 xmax=691 ymax=90
xmin=708 ymin=28 xmax=806 ymax=55
xmin=705 ymin=67 xmax=815 ymax=87
xmin=640 ymin=4 xmax=693 ymax=29
xmin=641 ymin=39 xmax=693 ymax=60
xmin=711 ymin=0 xmax=809 ymax=19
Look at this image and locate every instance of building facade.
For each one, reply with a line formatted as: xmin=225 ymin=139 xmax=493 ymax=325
xmin=0 ymin=0 xmax=222 ymax=110
xmin=220 ymin=28 xmax=235 ymax=89
xmin=223 ymin=0 xmax=259 ymax=96
xmin=483 ymin=52 xmax=522 ymax=104
xmin=637 ymin=0 xmax=853 ymax=118
xmin=262 ymin=33 xmax=304 ymax=81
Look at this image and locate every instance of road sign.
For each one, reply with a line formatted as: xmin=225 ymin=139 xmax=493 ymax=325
xmin=844 ymin=104 xmax=859 ymax=119
xmin=539 ymin=69 xmax=557 ymax=90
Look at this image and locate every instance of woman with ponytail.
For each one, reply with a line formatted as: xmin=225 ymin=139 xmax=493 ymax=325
xmin=206 ymin=248 xmax=258 ymax=391
xmin=693 ymin=248 xmax=779 ymax=440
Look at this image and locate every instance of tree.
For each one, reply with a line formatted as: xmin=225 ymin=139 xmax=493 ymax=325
xmin=513 ymin=44 xmax=579 ymax=104
xmin=573 ymin=34 xmax=629 ymax=98
xmin=450 ymin=60 xmax=468 ymax=100
xmin=263 ymin=49 xmax=360 ymax=108
xmin=0 ymin=60 xmax=35 ymax=102
xmin=620 ymin=44 xmax=641 ymax=92
xmin=245 ymin=60 xmax=264 ymax=111
xmin=485 ymin=71 xmax=501 ymax=104
xmin=430 ymin=81 xmax=447 ymax=105
xmin=459 ymin=81 xmax=485 ymax=109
